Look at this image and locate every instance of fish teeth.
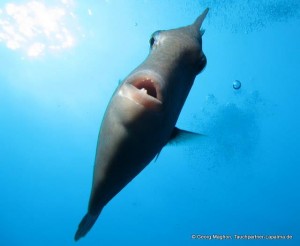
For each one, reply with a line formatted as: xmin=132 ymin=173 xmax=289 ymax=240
xmin=142 ymin=78 xmax=154 ymax=83
xmin=141 ymin=88 xmax=147 ymax=94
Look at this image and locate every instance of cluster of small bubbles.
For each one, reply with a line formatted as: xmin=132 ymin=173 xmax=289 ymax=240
xmin=188 ymin=88 xmax=266 ymax=170
xmin=198 ymin=0 xmax=300 ymax=33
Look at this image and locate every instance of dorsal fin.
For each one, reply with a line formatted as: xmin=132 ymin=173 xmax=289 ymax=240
xmin=193 ymin=8 xmax=209 ymax=30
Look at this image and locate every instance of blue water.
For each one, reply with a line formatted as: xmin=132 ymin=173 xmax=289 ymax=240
xmin=0 ymin=0 xmax=299 ymax=245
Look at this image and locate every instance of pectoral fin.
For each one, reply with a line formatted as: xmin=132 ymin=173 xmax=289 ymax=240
xmin=154 ymin=127 xmax=204 ymax=162
xmin=168 ymin=127 xmax=204 ymax=145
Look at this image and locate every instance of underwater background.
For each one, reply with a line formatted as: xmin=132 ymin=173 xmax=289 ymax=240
xmin=0 ymin=0 xmax=299 ymax=245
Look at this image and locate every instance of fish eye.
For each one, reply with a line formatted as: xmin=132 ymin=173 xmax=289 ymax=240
xmin=149 ymin=37 xmax=155 ymax=48
xmin=195 ymin=54 xmax=207 ymax=74
xmin=149 ymin=30 xmax=162 ymax=49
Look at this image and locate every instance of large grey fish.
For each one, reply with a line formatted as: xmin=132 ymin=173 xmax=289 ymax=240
xmin=75 ymin=8 xmax=209 ymax=241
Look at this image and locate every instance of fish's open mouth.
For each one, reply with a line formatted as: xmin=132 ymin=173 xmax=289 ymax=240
xmin=133 ymin=78 xmax=158 ymax=99
xmin=119 ymin=71 xmax=163 ymax=110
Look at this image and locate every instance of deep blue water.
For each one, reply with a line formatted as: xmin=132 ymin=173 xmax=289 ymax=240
xmin=0 ymin=0 xmax=299 ymax=245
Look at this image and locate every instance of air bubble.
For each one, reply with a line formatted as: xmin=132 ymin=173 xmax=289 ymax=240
xmin=233 ymin=80 xmax=241 ymax=90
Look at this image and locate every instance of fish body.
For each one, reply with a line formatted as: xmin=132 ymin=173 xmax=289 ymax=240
xmin=75 ymin=8 xmax=209 ymax=241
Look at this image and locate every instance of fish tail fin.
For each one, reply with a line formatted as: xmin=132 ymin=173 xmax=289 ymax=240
xmin=74 ymin=212 xmax=100 ymax=241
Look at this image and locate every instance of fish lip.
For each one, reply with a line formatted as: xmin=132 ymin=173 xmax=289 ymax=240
xmin=126 ymin=70 xmax=163 ymax=101
xmin=119 ymin=70 xmax=164 ymax=110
